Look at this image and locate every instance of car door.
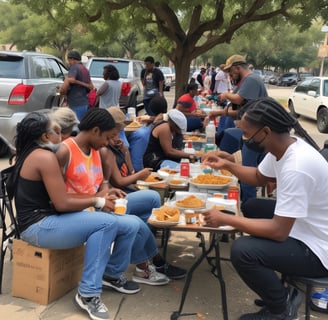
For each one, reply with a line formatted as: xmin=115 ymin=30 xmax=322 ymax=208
xmin=292 ymin=80 xmax=310 ymax=116
xmin=301 ymin=78 xmax=321 ymax=120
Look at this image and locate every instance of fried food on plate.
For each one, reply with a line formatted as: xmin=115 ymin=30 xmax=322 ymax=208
xmin=192 ymin=174 xmax=231 ymax=185
xmin=153 ymin=206 xmax=180 ymax=222
xmin=176 ymin=195 xmax=205 ymax=208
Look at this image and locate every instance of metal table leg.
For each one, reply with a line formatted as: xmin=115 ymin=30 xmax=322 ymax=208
xmin=171 ymin=232 xmax=229 ymax=320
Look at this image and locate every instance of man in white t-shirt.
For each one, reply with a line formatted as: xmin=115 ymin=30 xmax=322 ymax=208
xmin=202 ymin=97 xmax=328 ymax=320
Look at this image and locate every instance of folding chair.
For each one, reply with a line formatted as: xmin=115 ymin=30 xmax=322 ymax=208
xmin=0 ymin=166 xmax=20 ymax=293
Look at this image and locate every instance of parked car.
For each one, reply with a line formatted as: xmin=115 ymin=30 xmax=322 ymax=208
xmin=298 ymin=72 xmax=314 ymax=82
xmin=85 ymin=57 xmax=144 ymax=112
xmin=263 ymin=70 xmax=274 ymax=83
xmin=268 ymin=74 xmax=279 ymax=85
xmin=159 ymin=66 xmax=175 ymax=91
xmin=278 ymin=72 xmax=298 ymax=86
xmin=0 ymin=50 xmax=68 ymax=156
xmin=288 ymin=77 xmax=328 ymax=133
xmin=253 ymin=69 xmax=265 ymax=81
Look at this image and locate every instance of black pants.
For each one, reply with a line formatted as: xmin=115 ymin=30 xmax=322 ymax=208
xmin=232 ymin=198 xmax=328 ymax=314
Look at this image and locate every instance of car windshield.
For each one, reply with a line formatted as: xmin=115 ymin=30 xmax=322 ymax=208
xmin=0 ymin=56 xmax=25 ymax=78
xmin=160 ymin=67 xmax=172 ymax=74
xmin=88 ymin=59 xmax=129 ymax=78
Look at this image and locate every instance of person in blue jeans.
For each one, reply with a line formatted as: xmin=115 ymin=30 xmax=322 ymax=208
xmin=208 ymin=54 xmax=268 ymax=203
xmin=128 ymin=96 xmax=168 ymax=171
xmin=59 ymin=50 xmax=93 ymax=120
xmin=8 ymin=111 xmax=138 ymax=320
xmin=55 ymin=109 xmax=184 ymax=288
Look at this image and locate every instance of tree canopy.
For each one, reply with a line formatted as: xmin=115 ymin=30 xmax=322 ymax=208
xmin=4 ymin=0 xmax=328 ymax=98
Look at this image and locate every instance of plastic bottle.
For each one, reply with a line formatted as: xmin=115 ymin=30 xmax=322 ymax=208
xmin=183 ymin=142 xmax=195 ymax=154
xmin=205 ymin=120 xmax=216 ymax=144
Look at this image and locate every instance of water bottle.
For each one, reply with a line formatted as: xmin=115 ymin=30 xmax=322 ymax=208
xmin=205 ymin=120 xmax=216 ymax=144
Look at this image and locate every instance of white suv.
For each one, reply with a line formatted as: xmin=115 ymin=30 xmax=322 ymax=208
xmin=0 ymin=51 xmax=68 ymax=156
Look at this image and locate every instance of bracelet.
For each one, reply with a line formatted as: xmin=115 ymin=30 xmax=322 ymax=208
xmin=101 ymin=180 xmax=109 ymax=185
xmin=94 ymin=197 xmax=106 ymax=210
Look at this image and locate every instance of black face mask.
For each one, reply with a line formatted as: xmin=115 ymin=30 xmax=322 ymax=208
xmin=243 ymin=127 xmax=266 ymax=153
xmin=243 ymin=138 xmax=266 ymax=153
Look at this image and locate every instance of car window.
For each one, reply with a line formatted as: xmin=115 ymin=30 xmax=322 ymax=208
xmin=133 ymin=62 xmax=139 ymax=78
xmin=46 ymin=58 xmax=66 ymax=78
xmin=295 ymin=79 xmax=311 ymax=93
xmin=0 ymin=55 xmax=25 ymax=78
xmin=88 ymin=59 xmax=129 ymax=78
xmin=31 ymin=57 xmax=51 ymax=78
xmin=323 ymin=80 xmax=328 ymax=97
xmin=309 ymin=79 xmax=320 ymax=94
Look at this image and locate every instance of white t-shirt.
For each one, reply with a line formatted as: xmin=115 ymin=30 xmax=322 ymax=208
xmin=259 ymin=137 xmax=328 ymax=269
xmin=214 ymin=70 xmax=231 ymax=94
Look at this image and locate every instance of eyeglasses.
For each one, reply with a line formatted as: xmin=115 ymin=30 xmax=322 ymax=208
xmin=244 ymin=127 xmax=264 ymax=142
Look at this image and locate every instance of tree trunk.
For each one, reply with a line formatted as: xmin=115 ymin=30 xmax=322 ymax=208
xmin=172 ymin=48 xmax=194 ymax=108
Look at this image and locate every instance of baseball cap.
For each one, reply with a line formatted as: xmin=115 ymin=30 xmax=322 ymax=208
xmin=67 ymin=50 xmax=82 ymax=61
xmin=224 ymin=54 xmax=246 ymax=71
xmin=168 ymin=109 xmax=187 ymax=132
xmin=107 ymin=107 xmax=126 ymax=128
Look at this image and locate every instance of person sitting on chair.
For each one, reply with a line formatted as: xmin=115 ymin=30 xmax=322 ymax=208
xmin=202 ymin=97 xmax=328 ymax=320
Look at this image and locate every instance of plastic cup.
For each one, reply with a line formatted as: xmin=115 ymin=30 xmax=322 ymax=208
xmin=114 ymin=198 xmax=128 ymax=215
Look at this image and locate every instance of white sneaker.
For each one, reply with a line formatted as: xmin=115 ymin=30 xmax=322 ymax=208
xmin=132 ymin=264 xmax=169 ymax=286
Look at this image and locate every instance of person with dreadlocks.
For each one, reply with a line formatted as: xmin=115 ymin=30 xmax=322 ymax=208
xmin=201 ymin=97 xmax=328 ymax=320
xmin=7 ymin=111 xmax=139 ymax=320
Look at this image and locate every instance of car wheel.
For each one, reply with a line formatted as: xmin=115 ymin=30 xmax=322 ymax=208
xmin=317 ymin=108 xmax=328 ymax=133
xmin=288 ymin=100 xmax=299 ymax=118
xmin=0 ymin=140 xmax=10 ymax=158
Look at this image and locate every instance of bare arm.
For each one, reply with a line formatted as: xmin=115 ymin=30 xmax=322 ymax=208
xmin=21 ymin=149 xmax=115 ymax=212
xmin=202 ymin=154 xmax=271 ymax=187
xmin=100 ymin=146 xmax=152 ymax=187
xmin=202 ymin=210 xmax=295 ymax=241
xmin=156 ymin=124 xmax=193 ymax=159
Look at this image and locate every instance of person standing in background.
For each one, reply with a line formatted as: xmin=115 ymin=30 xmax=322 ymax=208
xmin=96 ymin=64 xmax=122 ymax=109
xmin=60 ymin=50 xmax=93 ymax=120
xmin=141 ymin=56 xmax=164 ymax=116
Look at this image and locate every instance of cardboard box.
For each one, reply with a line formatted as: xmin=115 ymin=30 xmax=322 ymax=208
xmin=12 ymin=239 xmax=84 ymax=305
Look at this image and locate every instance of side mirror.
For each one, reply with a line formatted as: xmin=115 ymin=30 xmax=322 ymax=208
xmin=307 ymin=90 xmax=317 ymax=97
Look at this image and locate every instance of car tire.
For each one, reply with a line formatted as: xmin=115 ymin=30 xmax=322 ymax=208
xmin=288 ymin=100 xmax=299 ymax=118
xmin=317 ymin=108 xmax=328 ymax=133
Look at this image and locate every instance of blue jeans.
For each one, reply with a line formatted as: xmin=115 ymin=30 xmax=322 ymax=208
xmin=126 ymin=190 xmax=160 ymax=264
xmin=128 ymin=126 xmax=151 ymax=171
xmin=240 ymin=144 xmax=265 ymax=202
xmin=20 ymin=211 xmax=138 ymax=297
xmin=218 ymin=127 xmax=242 ymax=154
xmin=186 ymin=116 xmax=203 ymax=131
xmin=126 ymin=189 xmax=160 ymax=223
xmin=71 ymin=105 xmax=88 ymax=120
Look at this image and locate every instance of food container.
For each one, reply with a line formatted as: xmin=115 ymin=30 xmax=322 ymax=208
xmin=184 ymin=210 xmax=198 ymax=224
xmin=114 ymin=198 xmax=128 ymax=215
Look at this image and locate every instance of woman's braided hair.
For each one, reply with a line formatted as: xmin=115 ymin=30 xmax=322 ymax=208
xmin=78 ymin=108 xmax=116 ymax=132
xmin=240 ymin=97 xmax=320 ymax=150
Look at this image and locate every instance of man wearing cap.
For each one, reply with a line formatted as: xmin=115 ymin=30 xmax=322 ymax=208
xmin=208 ymin=54 xmax=268 ymax=204
xmin=60 ymin=50 xmax=94 ymax=120
xmin=143 ymin=109 xmax=196 ymax=170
